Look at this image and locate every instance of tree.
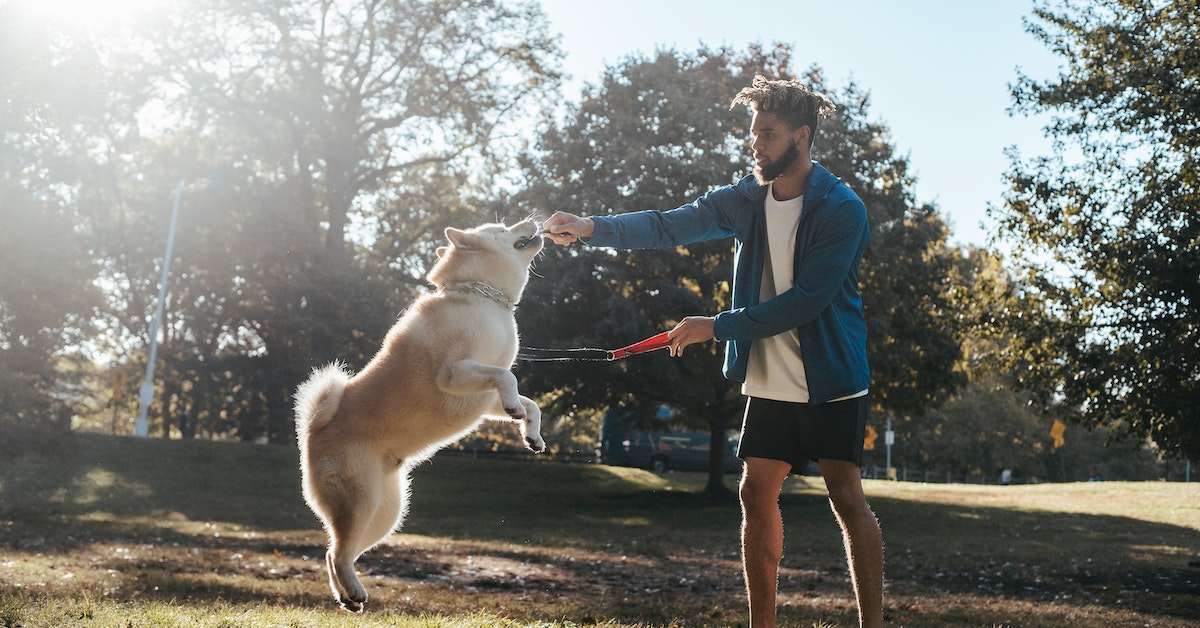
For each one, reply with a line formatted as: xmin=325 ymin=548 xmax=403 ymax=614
xmin=517 ymin=44 xmax=965 ymax=494
xmin=993 ymin=0 xmax=1200 ymax=461
xmin=893 ymin=248 xmax=1167 ymax=483
xmin=0 ymin=5 xmax=104 ymax=434
xmin=897 ymin=375 xmax=1163 ymax=483
xmin=16 ymin=0 xmax=562 ymax=441
xmin=160 ymin=0 xmax=559 ymax=442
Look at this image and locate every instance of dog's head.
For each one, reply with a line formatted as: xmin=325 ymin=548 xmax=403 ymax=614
xmin=427 ymin=218 xmax=543 ymax=301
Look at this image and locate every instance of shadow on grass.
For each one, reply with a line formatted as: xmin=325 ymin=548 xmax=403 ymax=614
xmin=1 ymin=432 xmax=1197 ymax=626
xmin=867 ymin=490 xmax=1200 ymax=623
xmin=0 ymin=431 xmax=310 ymax=531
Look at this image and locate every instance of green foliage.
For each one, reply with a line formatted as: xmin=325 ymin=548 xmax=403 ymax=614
xmin=897 ymin=376 xmax=1164 ymax=482
xmin=993 ymin=0 xmax=1200 ymax=461
xmin=0 ymin=0 xmax=562 ymax=441
xmin=0 ymin=7 xmax=102 ymax=430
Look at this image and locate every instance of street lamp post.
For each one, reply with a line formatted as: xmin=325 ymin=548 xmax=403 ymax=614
xmin=134 ymin=180 xmax=184 ymax=438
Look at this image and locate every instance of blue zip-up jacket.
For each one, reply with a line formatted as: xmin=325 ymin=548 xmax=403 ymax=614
xmin=586 ymin=162 xmax=870 ymax=404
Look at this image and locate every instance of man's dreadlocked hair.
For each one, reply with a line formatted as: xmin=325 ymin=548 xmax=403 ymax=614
xmin=730 ymin=75 xmax=836 ymax=148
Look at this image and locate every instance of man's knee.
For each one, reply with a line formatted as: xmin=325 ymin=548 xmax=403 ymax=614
xmin=823 ymin=479 xmax=874 ymax=525
xmin=739 ymin=477 xmax=775 ymax=513
xmin=820 ymin=460 xmax=865 ymax=504
xmin=739 ymin=459 xmax=790 ymax=513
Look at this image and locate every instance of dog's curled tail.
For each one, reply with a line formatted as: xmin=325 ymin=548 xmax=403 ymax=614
xmin=294 ymin=362 xmax=353 ymax=439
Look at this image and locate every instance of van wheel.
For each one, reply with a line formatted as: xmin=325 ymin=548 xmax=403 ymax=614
xmin=650 ymin=455 xmax=669 ymax=473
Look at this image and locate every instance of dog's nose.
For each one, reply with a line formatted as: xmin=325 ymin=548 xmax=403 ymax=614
xmin=514 ymin=233 xmax=541 ymax=250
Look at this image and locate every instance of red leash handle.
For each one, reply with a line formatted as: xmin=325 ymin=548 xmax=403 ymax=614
xmin=609 ymin=331 xmax=671 ymax=360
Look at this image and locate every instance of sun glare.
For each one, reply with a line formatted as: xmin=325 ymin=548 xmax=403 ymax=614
xmin=10 ymin=0 xmax=164 ymax=32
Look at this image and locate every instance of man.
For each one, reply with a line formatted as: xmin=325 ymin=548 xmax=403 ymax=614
xmin=543 ymin=75 xmax=883 ymax=628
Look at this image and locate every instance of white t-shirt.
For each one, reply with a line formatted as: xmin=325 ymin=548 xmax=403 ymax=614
xmin=741 ymin=183 xmax=868 ymax=404
xmin=742 ymin=184 xmax=810 ymax=402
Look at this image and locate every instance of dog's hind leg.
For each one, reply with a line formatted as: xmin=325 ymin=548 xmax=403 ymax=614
xmin=325 ymin=466 xmax=408 ymax=612
xmin=326 ymin=517 xmax=371 ymax=611
xmin=358 ymin=466 xmax=410 ymax=556
xmin=321 ymin=461 xmax=384 ymax=613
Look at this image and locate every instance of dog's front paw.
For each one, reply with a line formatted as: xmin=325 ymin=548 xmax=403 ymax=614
xmin=504 ymin=405 xmax=526 ymax=421
xmin=524 ymin=435 xmax=546 ymax=453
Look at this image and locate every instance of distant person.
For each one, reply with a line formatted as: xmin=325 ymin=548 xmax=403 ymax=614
xmin=1000 ymin=468 xmax=1013 ymax=485
xmin=1089 ymin=466 xmax=1103 ymax=481
xmin=179 ymin=409 xmax=195 ymax=439
xmin=544 ymin=75 xmax=882 ymax=628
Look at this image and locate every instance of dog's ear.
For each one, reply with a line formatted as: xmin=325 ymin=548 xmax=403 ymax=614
xmin=435 ymin=246 xmax=448 ymax=258
xmin=445 ymin=227 xmax=476 ymax=250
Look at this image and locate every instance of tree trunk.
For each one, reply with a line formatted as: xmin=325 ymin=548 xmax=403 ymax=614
xmin=703 ymin=412 xmax=734 ymax=497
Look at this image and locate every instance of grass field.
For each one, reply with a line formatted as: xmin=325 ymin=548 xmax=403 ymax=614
xmin=0 ymin=432 xmax=1197 ymax=627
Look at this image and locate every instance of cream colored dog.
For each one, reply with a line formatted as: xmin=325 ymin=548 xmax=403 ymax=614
xmin=293 ymin=218 xmax=545 ymax=612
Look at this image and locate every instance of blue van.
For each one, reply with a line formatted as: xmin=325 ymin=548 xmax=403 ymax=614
xmin=598 ymin=407 xmax=742 ymax=473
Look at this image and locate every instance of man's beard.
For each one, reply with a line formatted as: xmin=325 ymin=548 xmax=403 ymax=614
xmin=754 ymin=141 xmax=801 ymax=184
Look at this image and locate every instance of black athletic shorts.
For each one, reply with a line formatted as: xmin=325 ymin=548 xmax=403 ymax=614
xmin=736 ymin=395 xmax=870 ymax=473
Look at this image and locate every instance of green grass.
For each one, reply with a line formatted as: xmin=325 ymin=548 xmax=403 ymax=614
xmin=0 ymin=432 xmax=1197 ymax=627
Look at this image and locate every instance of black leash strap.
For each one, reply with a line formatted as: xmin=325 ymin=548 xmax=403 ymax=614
xmin=516 ymin=332 xmax=671 ymax=363
xmin=516 ymin=346 xmax=614 ymax=362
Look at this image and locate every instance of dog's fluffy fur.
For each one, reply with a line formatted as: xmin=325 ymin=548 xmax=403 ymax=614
xmin=293 ymin=219 xmax=545 ymax=612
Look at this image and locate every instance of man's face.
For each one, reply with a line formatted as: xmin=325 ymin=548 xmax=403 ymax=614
xmin=750 ymin=111 xmax=807 ymax=184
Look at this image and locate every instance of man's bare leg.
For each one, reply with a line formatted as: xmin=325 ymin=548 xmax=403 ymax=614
xmin=739 ymin=457 xmax=793 ymax=627
xmin=820 ymin=458 xmax=884 ymax=628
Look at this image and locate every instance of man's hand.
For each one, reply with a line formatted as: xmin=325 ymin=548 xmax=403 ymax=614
xmin=667 ymin=316 xmax=715 ymax=357
xmin=543 ymin=211 xmax=595 ymax=245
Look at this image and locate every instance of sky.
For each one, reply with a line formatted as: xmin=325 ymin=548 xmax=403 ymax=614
xmin=536 ymin=0 xmax=1063 ymax=248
